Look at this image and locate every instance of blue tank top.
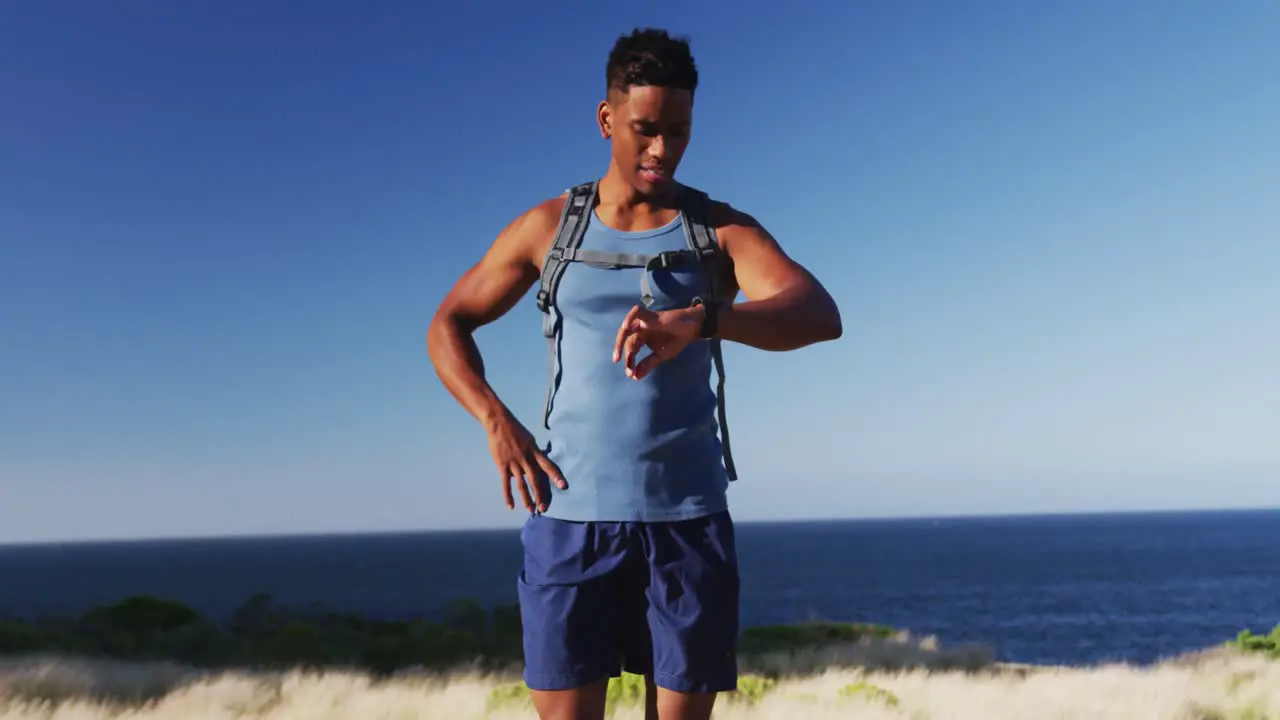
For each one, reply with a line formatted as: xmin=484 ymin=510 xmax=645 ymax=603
xmin=539 ymin=209 xmax=730 ymax=522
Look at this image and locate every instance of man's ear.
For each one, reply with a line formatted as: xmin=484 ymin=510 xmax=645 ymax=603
xmin=597 ymin=100 xmax=612 ymax=139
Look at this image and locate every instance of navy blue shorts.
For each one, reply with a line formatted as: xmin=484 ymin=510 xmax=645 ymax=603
xmin=516 ymin=510 xmax=740 ymax=693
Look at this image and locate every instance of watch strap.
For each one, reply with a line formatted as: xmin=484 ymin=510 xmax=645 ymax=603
xmin=691 ymin=297 xmax=720 ymax=339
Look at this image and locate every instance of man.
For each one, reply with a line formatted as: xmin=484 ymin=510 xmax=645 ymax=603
xmin=427 ymin=27 xmax=842 ymax=720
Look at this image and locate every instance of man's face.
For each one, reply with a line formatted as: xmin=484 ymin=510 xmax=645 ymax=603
xmin=600 ymin=85 xmax=693 ymax=198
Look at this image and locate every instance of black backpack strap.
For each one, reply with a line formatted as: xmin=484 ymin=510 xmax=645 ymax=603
xmin=558 ymin=248 xmax=700 ymax=307
xmin=678 ymin=186 xmax=738 ymax=482
xmin=536 ymin=180 xmax=597 ymax=430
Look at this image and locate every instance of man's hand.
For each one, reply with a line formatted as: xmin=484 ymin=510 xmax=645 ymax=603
xmin=426 ymin=196 xmax=572 ymax=513
xmin=485 ymin=409 xmax=567 ymax=513
xmin=613 ymin=304 xmax=703 ymax=380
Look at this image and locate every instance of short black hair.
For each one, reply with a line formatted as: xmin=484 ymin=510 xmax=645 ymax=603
xmin=605 ymin=28 xmax=698 ymax=98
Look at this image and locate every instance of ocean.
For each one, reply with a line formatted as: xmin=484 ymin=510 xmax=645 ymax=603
xmin=2 ymin=508 xmax=1278 ymax=667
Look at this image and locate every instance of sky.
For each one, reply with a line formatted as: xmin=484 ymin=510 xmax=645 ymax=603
xmin=2 ymin=1 xmax=1278 ymax=543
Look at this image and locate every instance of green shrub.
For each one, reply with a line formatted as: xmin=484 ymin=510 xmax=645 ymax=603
xmin=483 ymin=672 xmax=777 ymax=714
xmin=485 ymin=681 xmax=531 ymax=710
xmin=605 ymin=672 xmax=647 ymax=708
xmin=739 ymin=621 xmax=895 ymax=656
xmin=733 ymin=674 xmax=777 ymax=704
xmin=1231 ymin=626 xmax=1280 ymax=659
xmin=0 ymin=592 xmax=908 ymax=683
xmin=838 ymin=680 xmax=900 ymax=707
xmin=0 ymin=619 xmax=46 ymax=654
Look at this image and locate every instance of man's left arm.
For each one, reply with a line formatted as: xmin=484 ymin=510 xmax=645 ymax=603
xmin=612 ymin=203 xmax=842 ymax=379
xmin=712 ymin=204 xmax=843 ymax=351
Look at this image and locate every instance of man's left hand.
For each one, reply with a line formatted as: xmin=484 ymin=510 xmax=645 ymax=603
xmin=612 ymin=305 xmax=702 ymax=380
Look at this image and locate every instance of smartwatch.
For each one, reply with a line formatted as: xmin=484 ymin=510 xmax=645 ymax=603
xmin=691 ymin=297 xmax=721 ymax=339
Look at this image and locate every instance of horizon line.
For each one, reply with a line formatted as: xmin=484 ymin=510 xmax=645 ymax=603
xmin=3 ymin=503 xmax=1277 ymax=549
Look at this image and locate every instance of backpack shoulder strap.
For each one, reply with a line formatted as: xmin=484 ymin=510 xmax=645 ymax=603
xmin=536 ymin=180 xmax=598 ymax=430
xmin=678 ymin=185 xmax=738 ymax=482
xmin=676 ymin=186 xmax=728 ymax=302
xmin=536 ymin=180 xmax=598 ymax=314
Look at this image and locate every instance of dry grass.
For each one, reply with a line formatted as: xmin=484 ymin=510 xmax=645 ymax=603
xmin=1 ymin=640 xmax=1275 ymax=719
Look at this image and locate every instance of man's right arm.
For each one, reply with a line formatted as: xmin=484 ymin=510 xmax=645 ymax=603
xmin=426 ymin=198 xmax=560 ymax=432
xmin=426 ymin=197 xmax=567 ymax=512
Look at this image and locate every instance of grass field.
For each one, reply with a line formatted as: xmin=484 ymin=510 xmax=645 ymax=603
xmin=3 ymin=637 xmax=1278 ymax=719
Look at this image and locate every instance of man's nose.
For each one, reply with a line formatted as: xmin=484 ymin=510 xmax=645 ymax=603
xmin=648 ymin=135 xmax=667 ymax=159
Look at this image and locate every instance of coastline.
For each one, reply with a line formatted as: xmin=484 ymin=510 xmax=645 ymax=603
xmin=2 ymin=593 xmax=1278 ymax=718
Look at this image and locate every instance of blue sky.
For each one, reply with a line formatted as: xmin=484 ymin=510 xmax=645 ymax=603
xmin=2 ymin=1 xmax=1277 ymax=543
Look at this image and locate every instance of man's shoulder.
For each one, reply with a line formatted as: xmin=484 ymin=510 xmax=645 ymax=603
xmin=514 ymin=191 xmax=570 ymax=233
xmin=680 ymin=186 xmax=760 ymax=248
xmin=496 ymin=192 xmax=571 ymax=264
xmin=524 ymin=193 xmax=570 ymax=233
